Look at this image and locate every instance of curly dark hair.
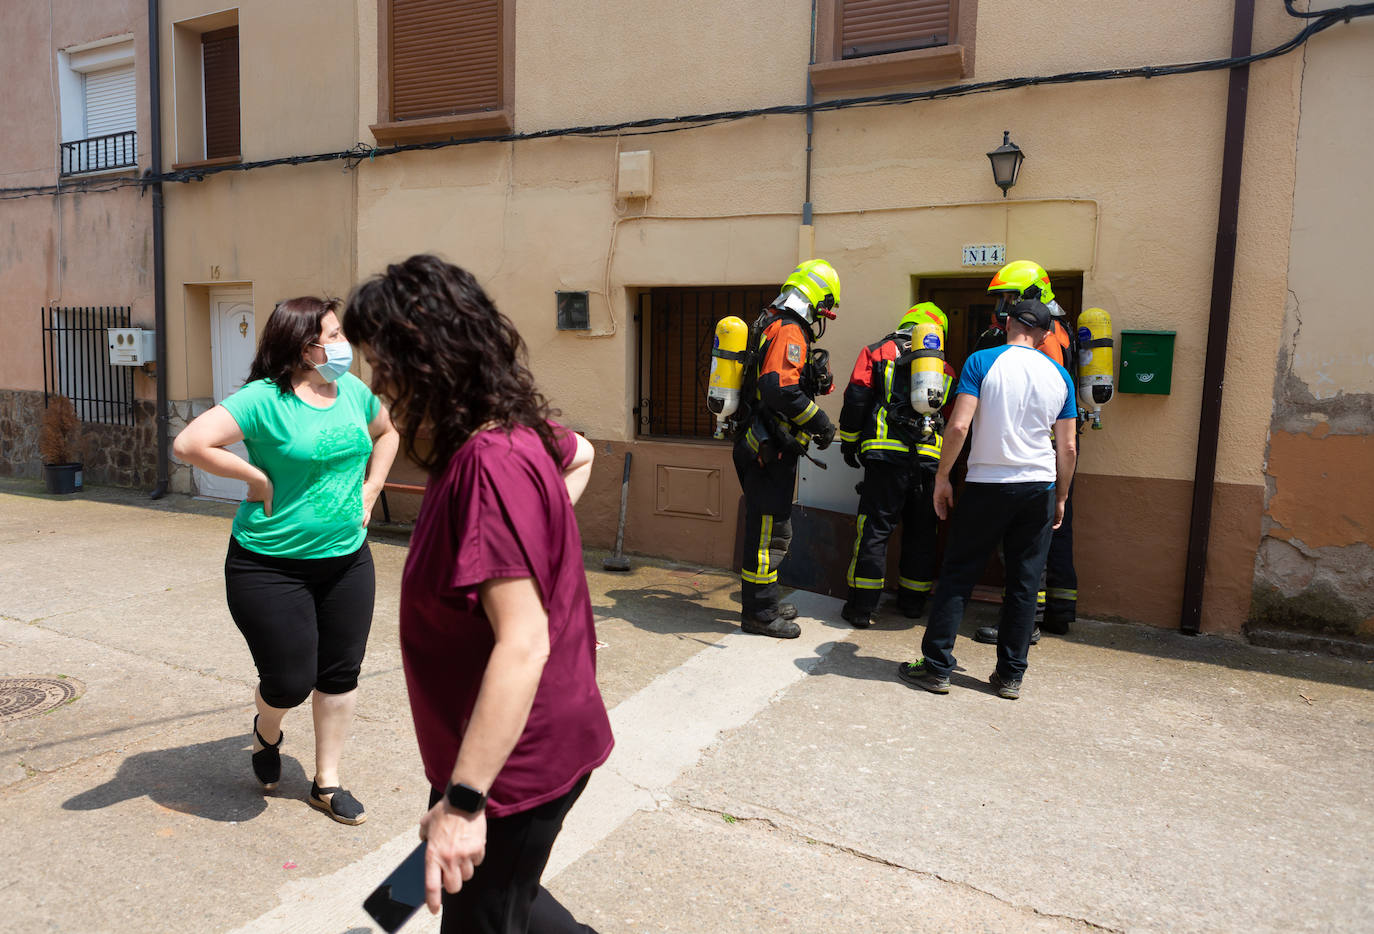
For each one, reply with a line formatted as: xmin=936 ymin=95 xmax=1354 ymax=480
xmin=342 ymin=254 xmax=560 ymax=473
xmin=247 ymin=296 xmax=342 ymax=395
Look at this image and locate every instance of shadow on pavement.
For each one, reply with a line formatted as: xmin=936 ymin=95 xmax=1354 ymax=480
xmin=592 ymin=586 xmax=740 ymax=636
xmin=61 ymin=733 xmax=308 ymax=822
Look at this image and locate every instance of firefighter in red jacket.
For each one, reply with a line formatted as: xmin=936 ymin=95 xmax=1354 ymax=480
xmin=837 ymin=303 xmax=957 ymax=628
xmin=732 ymin=259 xmax=841 ymax=639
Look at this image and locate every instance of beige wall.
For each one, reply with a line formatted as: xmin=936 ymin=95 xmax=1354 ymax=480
xmin=348 ymin=0 xmax=1318 ymax=633
xmin=1253 ymin=17 xmax=1374 ymax=639
xmin=0 ymin=0 xmax=154 ymax=397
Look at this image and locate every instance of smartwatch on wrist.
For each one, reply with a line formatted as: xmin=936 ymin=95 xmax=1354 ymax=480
xmin=444 ymin=781 xmax=487 ymax=814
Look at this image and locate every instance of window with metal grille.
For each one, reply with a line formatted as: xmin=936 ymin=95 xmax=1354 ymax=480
xmin=40 ymin=307 xmax=136 ymax=426
xmin=202 ymin=27 xmax=240 ymax=160
xmin=57 ymin=39 xmax=138 ymax=176
xmin=636 ymin=287 xmax=773 ymax=441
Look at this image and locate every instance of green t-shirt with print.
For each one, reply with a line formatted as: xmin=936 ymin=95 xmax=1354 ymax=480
xmin=221 ymin=373 xmax=380 ymax=558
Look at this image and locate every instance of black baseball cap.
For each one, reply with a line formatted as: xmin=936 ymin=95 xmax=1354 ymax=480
xmin=1009 ymin=299 xmax=1051 ymax=331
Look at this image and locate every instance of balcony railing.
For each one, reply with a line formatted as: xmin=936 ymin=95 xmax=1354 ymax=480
xmin=60 ymin=131 xmax=138 ymax=177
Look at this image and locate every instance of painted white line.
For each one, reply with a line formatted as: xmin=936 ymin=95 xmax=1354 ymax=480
xmin=227 ymin=591 xmax=850 ymax=933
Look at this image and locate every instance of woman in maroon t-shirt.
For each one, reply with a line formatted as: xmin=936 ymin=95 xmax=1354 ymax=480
xmin=344 ymin=254 xmax=611 ymax=933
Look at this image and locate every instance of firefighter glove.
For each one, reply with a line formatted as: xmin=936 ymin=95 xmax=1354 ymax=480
xmin=814 ymin=421 xmax=836 ymax=450
xmin=841 ymin=441 xmax=861 ymax=469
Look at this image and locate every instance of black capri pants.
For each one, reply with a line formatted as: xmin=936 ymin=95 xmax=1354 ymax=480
xmin=225 ymin=537 xmax=375 ymax=709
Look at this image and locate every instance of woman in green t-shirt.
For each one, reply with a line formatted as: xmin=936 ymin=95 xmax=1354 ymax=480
xmin=174 ymin=297 xmax=399 ymax=825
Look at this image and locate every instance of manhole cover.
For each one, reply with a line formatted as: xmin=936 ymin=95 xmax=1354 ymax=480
xmin=0 ymin=678 xmax=84 ymax=722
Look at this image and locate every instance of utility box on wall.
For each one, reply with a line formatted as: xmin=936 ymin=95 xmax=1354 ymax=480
xmin=1118 ymin=330 xmax=1176 ymax=395
xmin=107 ymin=327 xmax=156 ymax=366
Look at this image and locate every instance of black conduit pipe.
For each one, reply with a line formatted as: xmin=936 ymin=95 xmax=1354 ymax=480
xmin=1180 ymin=0 xmax=1255 ymax=633
xmin=147 ymin=0 xmax=169 ymax=499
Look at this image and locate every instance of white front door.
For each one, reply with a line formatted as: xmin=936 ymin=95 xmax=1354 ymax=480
xmin=197 ymin=290 xmax=255 ymax=502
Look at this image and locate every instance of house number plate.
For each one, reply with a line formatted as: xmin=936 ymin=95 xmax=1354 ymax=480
xmin=962 ymin=243 xmax=1006 ymax=267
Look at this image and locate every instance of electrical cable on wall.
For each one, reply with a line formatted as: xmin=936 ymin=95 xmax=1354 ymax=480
xmin=3 ymin=1 xmax=1370 ymax=202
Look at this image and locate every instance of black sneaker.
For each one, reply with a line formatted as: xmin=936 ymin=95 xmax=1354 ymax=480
xmin=972 ymin=626 xmax=1040 ymax=646
xmin=741 ymin=616 xmax=801 ymax=639
xmin=840 ymin=603 xmax=872 ymax=629
xmin=989 ymin=670 xmax=1022 ymax=700
xmin=896 ymin=659 xmax=950 ymax=694
xmin=778 ymin=603 xmax=799 ymax=620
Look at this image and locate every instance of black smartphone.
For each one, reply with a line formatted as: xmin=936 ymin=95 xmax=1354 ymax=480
xmin=363 ymin=841 xmax=428 ymax=933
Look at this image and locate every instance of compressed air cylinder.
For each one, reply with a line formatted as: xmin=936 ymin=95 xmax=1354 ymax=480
xmin=707 ymin=315 xmax=749 ymax=437
xmin=1077 ymin=307 xmax=1114 ymax=428
xmin=908 ymin=320 xmax=946 ymax=415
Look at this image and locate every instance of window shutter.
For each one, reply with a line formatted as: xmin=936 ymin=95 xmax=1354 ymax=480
xmin=202 ymin=27 xmax=240 ymax=159
xmin=391 ymin=0 xmax=501 ymax=121
xmin=83 ymin=65 xmax=136 ymax=137
xmin=840 ymin=0 xmax=950 ymax=59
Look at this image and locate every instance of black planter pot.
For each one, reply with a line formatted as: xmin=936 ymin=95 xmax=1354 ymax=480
xmin=42 ymin=462 xmax=83 ymax=495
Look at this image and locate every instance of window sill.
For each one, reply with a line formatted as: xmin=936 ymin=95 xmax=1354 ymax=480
xmin=170 ymin=155 xmax=242 ymax=171
xmin=370 ymin=109 xmax=513 ymax=145
xmin=59 ymin=165 xmax=141 ymax=181
xmin=809 ymin=45 xmax=966 ymax=93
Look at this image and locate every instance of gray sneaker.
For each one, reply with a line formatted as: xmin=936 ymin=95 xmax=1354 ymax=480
xmin=989 ymin=670 xmax=1022 ymax=700
xmin=896 ymin=659 xmax=950 ymax=694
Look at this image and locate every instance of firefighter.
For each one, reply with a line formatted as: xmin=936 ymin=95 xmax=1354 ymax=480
xmin=837 ymin=303 xmax=958 ymax=628
xmin=972 ymin=260 xmax=1080 ymax=642
xmin=732 ymin=259 xmax=840 ymax=639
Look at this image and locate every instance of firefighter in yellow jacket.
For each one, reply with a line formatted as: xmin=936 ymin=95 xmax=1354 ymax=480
xmin=732 ymin=260 xmax=840 ymax=638
xmin=838 ymin=303 xmax=957 ymax=628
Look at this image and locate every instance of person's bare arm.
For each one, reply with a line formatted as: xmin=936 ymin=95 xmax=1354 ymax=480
xmin=362 ymin=404 xmax=400 ymax=526
xmin=171 ymin=406 xmax=273 ymax=513
xmin=419 ymin=576 xmax=550 ymax=911
xmin=1051 ymin=417 xmax=1078 ymax=529
xmin=562 ymin=432 xmax=594 ymax=506
xmin=932 ymin=393 xmax=978 ymax=520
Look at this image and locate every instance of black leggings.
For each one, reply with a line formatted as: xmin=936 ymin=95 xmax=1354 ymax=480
xmin=224 ymin=537 xmax=375 ymax=709
xmin=428 ymin=775 xmax=597 ymax=933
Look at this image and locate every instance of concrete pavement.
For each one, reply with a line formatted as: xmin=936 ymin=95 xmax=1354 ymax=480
xmin=1 ymin=478 xmax=1371 ymax=933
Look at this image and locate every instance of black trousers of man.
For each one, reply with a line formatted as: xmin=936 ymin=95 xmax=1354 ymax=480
xmin=846 ymin=458 xmax=938 ymax=616
xmin=733 ymin=444 xmax=798 ymax=622
xmin=921 ymin=481 xmax=1056 ymax=681
xmin=1043 ymin=479 xmax=1077 ymax=631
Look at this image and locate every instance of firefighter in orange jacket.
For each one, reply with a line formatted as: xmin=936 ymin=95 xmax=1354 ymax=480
xmin=837 ymin=303 xmax=957 ymax=628
xmin=732 ymin=260 xmax=841 ymax=639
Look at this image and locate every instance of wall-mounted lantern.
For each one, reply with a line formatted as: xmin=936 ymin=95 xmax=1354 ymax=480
xmin=987 ymin=131 xmax=1025 ymax=198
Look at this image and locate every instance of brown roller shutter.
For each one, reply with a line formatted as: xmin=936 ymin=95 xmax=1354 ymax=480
xmin=840 ymin=0 xmax=950 ymax=58
xmin=202 ymin=27 xmax=240 ymax=159
xmin=391 ymin=0 xmax=501 ymax=121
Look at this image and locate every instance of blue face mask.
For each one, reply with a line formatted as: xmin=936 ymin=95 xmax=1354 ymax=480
xmin=312 ymin=341 xmax=353 ymax=382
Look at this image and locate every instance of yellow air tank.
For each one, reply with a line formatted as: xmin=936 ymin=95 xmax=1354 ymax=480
xmin=1076 ymin=307 xmax=1114 ymax=429
xmin=908 ymin=321 xmax=946 ymax=415
xmin=707 ymin=315 xmax=749 ymax=438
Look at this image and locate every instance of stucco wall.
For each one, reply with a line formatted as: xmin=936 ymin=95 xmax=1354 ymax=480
xmin=0 ymin=0 xmax=154 ymax=406
xmin=349 ymin=0 xmax=1313 ymax=634
xmin=1254 ymin=17 xmax=1374 ymax=641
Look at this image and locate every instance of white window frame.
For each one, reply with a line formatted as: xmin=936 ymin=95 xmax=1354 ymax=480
xmin=57 ymin=35 xmax=138 ymax=177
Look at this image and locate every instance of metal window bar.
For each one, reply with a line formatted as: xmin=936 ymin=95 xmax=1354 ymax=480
xmin=40 ymin=306 xmax=135 ymax=425
xmin=59 ymin=131 xmax=138 ymax=176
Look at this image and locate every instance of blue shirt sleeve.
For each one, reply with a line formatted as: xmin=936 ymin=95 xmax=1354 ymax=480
xmin=956 ymin=348 xmax=991 ymax=398
xmin=1054 ymin=362 xmax=1077 ymax=421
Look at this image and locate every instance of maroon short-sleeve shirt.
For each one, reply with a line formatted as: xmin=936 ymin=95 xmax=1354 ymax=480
xmin=399 ymin=423 xmax=613 ymax=817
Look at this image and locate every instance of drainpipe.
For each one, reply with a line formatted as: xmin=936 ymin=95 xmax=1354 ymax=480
xmin=147 ymin=0 xmax=169 ymax=499
xmin=1180 ymin=0 xmax=1254 ymax=633
xmin=803 ymin=0 xmax=816 ymax=227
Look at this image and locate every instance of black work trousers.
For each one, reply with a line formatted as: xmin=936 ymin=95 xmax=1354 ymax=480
xmin=1044 ymin=480 xmax=1077 ymax=625
xmin=921 ymin=481 xmax=1056 ymax=680
xmin=429 ymin=774 xmax=597 ymax=933
xmin=846 ymin=458 xmax=938 ymax=614
xmin=733 ymin=442 xmax=798 ymax=621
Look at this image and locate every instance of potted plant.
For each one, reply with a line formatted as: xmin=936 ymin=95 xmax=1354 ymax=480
xmin=39 ymin=395 xmax=83 ymax=494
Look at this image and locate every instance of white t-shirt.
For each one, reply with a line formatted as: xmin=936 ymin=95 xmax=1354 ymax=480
xmin=957 ymin=344 xmax=1076 ymax=483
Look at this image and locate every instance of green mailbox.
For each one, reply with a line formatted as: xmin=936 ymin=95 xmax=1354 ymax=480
xmin=1118 ymin=329 xmax=1176 ymax=395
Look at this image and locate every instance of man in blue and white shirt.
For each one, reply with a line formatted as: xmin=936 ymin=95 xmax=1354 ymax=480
xmin=897 ymin=300 xmax=1078 ymax=700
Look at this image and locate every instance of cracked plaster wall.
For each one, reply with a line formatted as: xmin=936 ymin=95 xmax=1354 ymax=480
xmin=1255 ymin=19 xmax=1374 ymax=639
